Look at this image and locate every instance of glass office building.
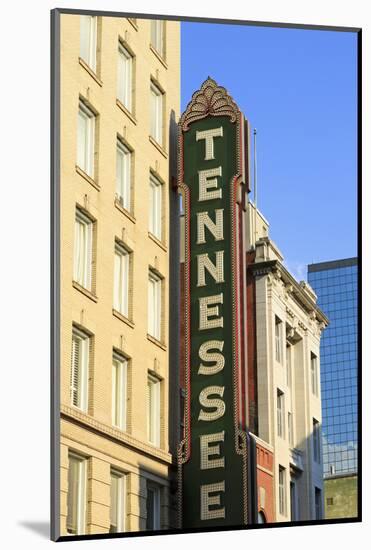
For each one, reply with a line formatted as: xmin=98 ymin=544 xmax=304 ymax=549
xmin=308 ymin=258 xmax=358 ymax=477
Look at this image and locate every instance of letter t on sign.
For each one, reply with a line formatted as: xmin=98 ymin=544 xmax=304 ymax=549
xmin=196 ymin=127 xmax=223 ymax=160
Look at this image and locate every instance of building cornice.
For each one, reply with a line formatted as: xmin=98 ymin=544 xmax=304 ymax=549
xmin=248 ymin=259 xmax=329 ymax=327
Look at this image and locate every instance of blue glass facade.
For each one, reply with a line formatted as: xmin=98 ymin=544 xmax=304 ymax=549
xmin=308 ymin=258 xmax=357 ymax=477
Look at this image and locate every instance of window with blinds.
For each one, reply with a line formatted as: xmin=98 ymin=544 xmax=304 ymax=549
xmin=117 ymin=44 xmax=133 ymax=111
xmin=275 ymin=316 xmax=283 ymax=363
xmin=278 ymin=465 xmax=286 ymax=516
xmin=150 ymin=82 xmax=163 ymax=146
xmin=146 ymin=482 xmax=161 ymax=530
xmin=110 ymin=470 xmax=126 ymax=533
xmin=70 ymin=327 xmax=89 ymax=411
xmin=313 ymin=418 xmax=321 ymax=463
xmin=147 ymin=374 xmax=160 ymax=446
xmin=311 ymin=352 xmax=319 ymax=396
xmin=112 ymin=354 xmax=127 ymax=430
xmin=116 ymin=140 xmax=132 ymax=211
xmin=80 ymin=15 xmax=97 ymax=71
xmin=148 ymin=271 xmax=161 ymax=340
xmin=286 ymin=343 xmax=292 ymax=387
xmin=74 ymin=208 xmax=93 ymax=290
xmin=67 ymin=453 xmax=86 ymax=535
xmin=150 ymin=20 xmax=164 ymax=58
xmin=113 ymin=244 xmax=130 ymax=317
xmin=277 ymin=389 xmax=285 ymax=438
xmin=77 ymin=100 xmax=95 ymax=178
xmin=149 ymin=173 xmax=162 ymax=240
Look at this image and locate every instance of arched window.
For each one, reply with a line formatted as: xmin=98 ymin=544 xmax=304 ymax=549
xmin=258 ymin=511 xmax=266 ymax=524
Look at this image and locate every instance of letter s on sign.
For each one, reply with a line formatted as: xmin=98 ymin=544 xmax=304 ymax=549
xmin=198 ymin=386 xmax=225 ymax=421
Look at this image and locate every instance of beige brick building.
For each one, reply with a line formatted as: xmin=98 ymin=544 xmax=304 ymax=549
xmin=58 ymin=12 xmax=180 ymax=536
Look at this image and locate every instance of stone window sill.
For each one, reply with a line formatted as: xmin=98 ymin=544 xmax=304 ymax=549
xmin=75 ymin=165 xmax=100 ymax=191
xmin=72 ymin=281 xmax=98 ymax=303
xmin=78 ymin=57 xmax=103 ymax=86
xmin=113 ymin=309 xmax=134 ymax=328
xmin=147 ymin=333 xmax=167 ymax=351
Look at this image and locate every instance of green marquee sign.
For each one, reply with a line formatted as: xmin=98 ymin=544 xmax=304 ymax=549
xmin=178 ymin=78 xmax=251 ymax=529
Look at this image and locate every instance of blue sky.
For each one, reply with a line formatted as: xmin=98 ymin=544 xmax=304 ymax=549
xmin=181 ymin=22 xmax=358 ymax=281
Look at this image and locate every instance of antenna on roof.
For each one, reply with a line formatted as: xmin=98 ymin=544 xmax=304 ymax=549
xmin=253 ymin=128 xmax=258 ymax=247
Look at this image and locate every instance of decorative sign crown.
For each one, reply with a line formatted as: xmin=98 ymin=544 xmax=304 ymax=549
xmin=180 ymin=77 xmax=241 ymax=131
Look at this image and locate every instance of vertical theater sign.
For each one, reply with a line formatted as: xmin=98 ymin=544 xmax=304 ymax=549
xmin=178 ymin=78 xmax=251 ymax=528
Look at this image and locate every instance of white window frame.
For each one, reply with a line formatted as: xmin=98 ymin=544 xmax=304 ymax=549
xmin=70 ymin=327 xmax=89 ymax=412
xmin=146 ymin=482 xmax=161 ymax=530
xmin=112 ymin=353 xmax=128 ymax=430
xmin=147 ymin=374 xmax=161 ymax=446
xmin=110 ymin=470 xmax=127 ymax=533
xmin=148 ymin=271 xmax=162 ymax=340
xmin=116 ymin=140 xmax=132 ymax=211
xmin=77 ymin=100 xmax=95 ymax=178
xmin=149 ymin=173 xmax=162 ymax=241
xmin=150 ymin=82 xmax=163 ymax=146
xmin=278 ymin=466 xmax=286 ymax=516
xmin=113 ymin=243 xmax=130 ymax=317
xmin=311 ymin=352 xmax=318 ymax=396
xmin=277 ymin=389 xmax=285 ymax=439
xmin=67 ymin=453 xmax=86 ymax=535
xmin=117 ymin=43 xmax=133 ymax=111
xmin=275 ymin=316 xmax=283 ymax=364
xmin=150 ymin=20 xmax=164 ymax=58
xmin=80 ymin=15 xmax=97 ymax=71
xmin=74 ymin=208 xmax=93 ymax=290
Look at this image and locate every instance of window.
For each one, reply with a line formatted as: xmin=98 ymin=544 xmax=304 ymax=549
xmin=70 ymin=327 xmax=89 ymax=411
xmin=315 ymin=487 xmax=322 ymax=520
xmin=275 ymin=316 xmax=283 ymax=363
xmin=74 ymin=209 xmax=93 ymax=290
xmin=277 ymin=389 xmax=285 ymax=438
xmin=288 ymin=412 xmax=293 ymax=447
xmin=311 ymin=352 xmax=319 ymax=396
xmin=110 ymin=470 xmax=127 ymax=533
xmin=290 ymin=481 xmax=296 ymax=521
xmin=112 ymin=353 xmax=128 ymax=430
xmin=146 ymin=482 xmax=161 ymax=530
xmin=148 ymin=271 xmax=161 ymax=340
xmin=286 ymin=344 xmax=292 ymax=387
xmin=113 ymin=243 xmax=130 ymax=317
xmin=278 ymin=466 xmax=286 ymax=516
xmin=313 ymin=418 xmax=321 ymax=462
xmin=150 ymin=20 xmax=164 ymax=58
xmin=149 ymin=173 xmax=162 ymax=240
xmin=257 ymin=511 xmax=266 ymax=524
xmin=80 ymin=15 xmax=97 ymax=71
xmin=117 ymin=44 xmax=133 ymax=111
xmin=147 ymin=374 xmax=161 ymax=446
xmin=150 ymin=82 xmax=163 ymax=146
xmin=77 ymin=101 xmax=95 ymax=177
xmin=67 ymin=453 xmax=86 ymax=535
xmin=116 ymin=140 xmax=132 ymax=211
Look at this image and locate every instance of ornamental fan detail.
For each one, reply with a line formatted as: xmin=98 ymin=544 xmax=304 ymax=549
xmin=180 ymin=77 xmax=240 ymax=131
